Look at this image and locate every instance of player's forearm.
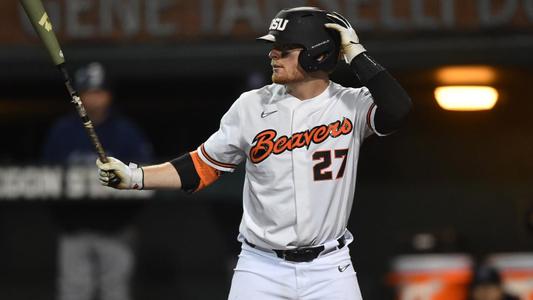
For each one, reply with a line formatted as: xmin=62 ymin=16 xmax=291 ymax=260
xmin=97 ymin=152 xmax=219 ymax=192
xmin=350 ymin=53 xmax=412 ymax=133
xmin=142 ymin=162 xmax=182 ymax=189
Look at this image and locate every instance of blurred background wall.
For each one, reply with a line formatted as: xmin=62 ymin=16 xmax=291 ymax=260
xmin=0 ymin=0 xmax=533 ymax=299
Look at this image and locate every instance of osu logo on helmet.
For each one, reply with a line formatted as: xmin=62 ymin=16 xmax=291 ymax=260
xmin=269 ymin=18 xmax=289 ymax=31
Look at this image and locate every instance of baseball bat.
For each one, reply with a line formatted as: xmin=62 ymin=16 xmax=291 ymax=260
xmin=20 ymin=0 xmax=110 ymax=164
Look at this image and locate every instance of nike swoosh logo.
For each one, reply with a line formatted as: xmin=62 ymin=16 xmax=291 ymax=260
xmin=338 ymin=264 xmax=350 ymax=272
xmin=261 ymin=110 xmax=278 ymax=118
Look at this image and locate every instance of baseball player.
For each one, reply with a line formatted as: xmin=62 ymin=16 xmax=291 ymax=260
xmin=97 ymin=7 xmax=411 ymax=300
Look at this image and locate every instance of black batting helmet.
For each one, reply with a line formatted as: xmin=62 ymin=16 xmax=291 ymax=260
xmin=257 ymin=7 xmax=341 ymax=72
xmin=75 ymin=62 xmax=110 ymax=93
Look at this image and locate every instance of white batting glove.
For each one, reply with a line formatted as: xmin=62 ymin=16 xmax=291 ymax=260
xmin=325 ymin=12 xmax=366 ymax=63
xmin=96 ymin=157 xmax=144 ymax=190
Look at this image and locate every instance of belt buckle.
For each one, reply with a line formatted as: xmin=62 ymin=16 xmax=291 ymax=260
xmin=283 ymin=248 xmax=317 ymax=263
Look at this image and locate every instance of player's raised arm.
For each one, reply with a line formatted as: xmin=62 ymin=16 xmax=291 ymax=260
xmin=325 ymin=12 xmax=412 ymax=135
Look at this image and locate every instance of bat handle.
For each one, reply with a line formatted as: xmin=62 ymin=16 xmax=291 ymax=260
xmin=88 ymin=128 xmax=109 ymax=163
xmin=57 ymin=64 xmax=120 ymax=186
xmin=57 ymin=64 xmax=109 ymax=163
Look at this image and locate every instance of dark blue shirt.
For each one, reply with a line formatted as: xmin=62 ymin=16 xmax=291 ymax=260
xmin=43 ymin=112 xmax=153 ymax=165
xmin=42 ymin=111 xmax=154 ymax=232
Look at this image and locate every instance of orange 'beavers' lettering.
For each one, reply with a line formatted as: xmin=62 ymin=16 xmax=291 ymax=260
xmin=249 ymin=118 xmax=353 ymax=163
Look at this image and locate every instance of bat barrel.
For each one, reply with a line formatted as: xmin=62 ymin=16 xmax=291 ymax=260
xmin=21 ymin=0 xmax=111 ymax=165
xmin=20 ymin=0 xmax=65 ymax=66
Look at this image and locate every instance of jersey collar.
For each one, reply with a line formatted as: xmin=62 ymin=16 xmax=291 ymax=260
xmin=284 ymin=81 xmax=333 ymax=106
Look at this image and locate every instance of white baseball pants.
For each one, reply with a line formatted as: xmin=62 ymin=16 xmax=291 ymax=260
xmin=227 ymin=242 xmax=363 ymax=300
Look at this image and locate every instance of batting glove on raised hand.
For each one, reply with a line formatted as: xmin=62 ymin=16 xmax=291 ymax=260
xmin=325 ymin=12 xmax=366 ymax=63
xmin=96 ymin=157 xmax=144 ymax=190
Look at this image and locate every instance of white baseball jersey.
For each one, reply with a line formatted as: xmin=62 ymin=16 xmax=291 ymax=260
xmin=197 ymin=81 xmax=380 ymax=250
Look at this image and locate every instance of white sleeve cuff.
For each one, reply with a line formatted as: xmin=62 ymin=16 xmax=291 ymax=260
xmin=367 ymin=104 xmax=390 ymax=137
xmin=197 ymin=144 xmax=237 ymax=173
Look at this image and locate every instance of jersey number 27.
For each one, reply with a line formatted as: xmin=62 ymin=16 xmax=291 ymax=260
xmin=312 ymin=149 xmax=348 ymax=181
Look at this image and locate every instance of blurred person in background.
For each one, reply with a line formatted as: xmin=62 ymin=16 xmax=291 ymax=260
xmin=469 ymin=265 xmax=519 ymax=300
xmin=42 ymin=62 xmax=153 ymax=300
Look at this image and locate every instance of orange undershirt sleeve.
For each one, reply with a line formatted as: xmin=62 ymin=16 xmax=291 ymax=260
xmin=190 ymin=150 xmax=221 ymax=192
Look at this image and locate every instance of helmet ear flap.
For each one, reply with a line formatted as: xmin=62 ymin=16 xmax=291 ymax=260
xmin=297 ymin=39 xmax=341 ymax=73
xmin=298 ymin=49 xmax=320 ymax=73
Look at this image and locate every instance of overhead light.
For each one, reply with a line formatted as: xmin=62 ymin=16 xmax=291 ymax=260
xmin=434 ymin=86 xmax=499 ymax=111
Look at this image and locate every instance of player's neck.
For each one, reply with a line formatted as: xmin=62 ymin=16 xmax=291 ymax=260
xmin=286 ymin=76 xmax=330 ymax=101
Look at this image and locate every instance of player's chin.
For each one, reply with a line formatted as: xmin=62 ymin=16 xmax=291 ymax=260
xmin=271 ymin=74 xmax=289 ymax=84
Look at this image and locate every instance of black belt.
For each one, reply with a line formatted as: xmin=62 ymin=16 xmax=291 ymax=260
xmin=244 ymin=236 xmax=346 ymax=263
